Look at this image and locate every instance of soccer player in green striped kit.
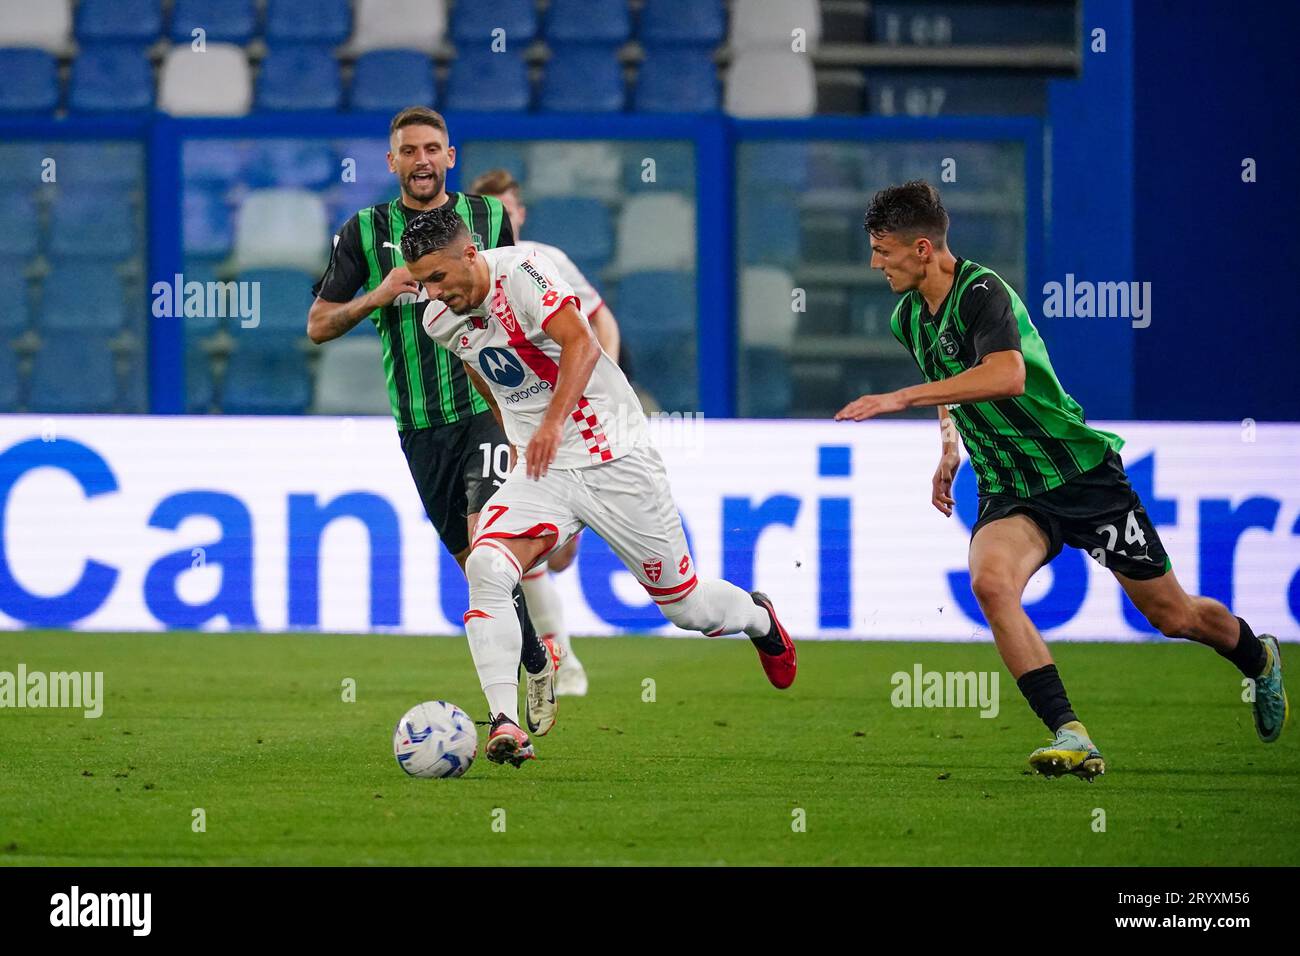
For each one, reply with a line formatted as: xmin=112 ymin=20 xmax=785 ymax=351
xmin=307 ymin=107 xmax=560 ymax=739
xmin=837 ymin=181 xmax=1287 ymax=778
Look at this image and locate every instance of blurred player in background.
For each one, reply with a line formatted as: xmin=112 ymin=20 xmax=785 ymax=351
xmin=837 ymin=180 xmax=1287 ymax=779
xmin=306 ymin=107 xmax=561 ymax=736
xmin=400 ymin=207 xmax=797 ymax=767
xmin=469 ymin=168 xmax=630 ymax=696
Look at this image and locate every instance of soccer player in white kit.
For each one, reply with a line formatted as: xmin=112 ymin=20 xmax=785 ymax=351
xmin=400 ymin=206 xmax=797 ymax=767
xmin=468 ymin=168 xmax=629 ymax=698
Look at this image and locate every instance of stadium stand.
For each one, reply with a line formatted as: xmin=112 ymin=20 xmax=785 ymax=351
xmin=0 ymin=0 xmax=1074 ymax=416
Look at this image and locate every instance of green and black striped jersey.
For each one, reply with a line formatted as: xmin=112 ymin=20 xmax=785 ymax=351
xmin=313 ymin=192 xmax=513 ymax=430
xmin=890 ymin=258 xmax=1124 ymax=497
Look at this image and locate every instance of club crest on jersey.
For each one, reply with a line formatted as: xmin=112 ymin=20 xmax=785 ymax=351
xmin=938 ymin=331 xmax=960 ymax=357
xmin=643 ymin=559 xmax=663 ymax=583
xmin=490 ymin=277 xmax=520 ymax=334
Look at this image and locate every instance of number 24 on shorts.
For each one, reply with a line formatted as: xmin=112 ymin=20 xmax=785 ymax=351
xmin=1089 ymin=510 xmax=1146 ymax=567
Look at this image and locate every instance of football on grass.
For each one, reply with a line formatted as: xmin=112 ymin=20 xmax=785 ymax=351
xmin=393 ymin=701 xmax=478 ymax=778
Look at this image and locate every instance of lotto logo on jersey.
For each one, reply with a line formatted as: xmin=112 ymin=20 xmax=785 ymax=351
xmin=479 ymin=347 xmax=526 ymax=388
xmin=643 ymin=559 xmax=662 ymax=583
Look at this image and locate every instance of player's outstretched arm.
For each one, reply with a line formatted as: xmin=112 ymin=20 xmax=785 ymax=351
xmin=526 ymin=303 xmax=601 ymax=479
xmin=306 ymin=267 xmax=420 ymax=344
xmin=835 ymin=350 xmax=1025 ymax=421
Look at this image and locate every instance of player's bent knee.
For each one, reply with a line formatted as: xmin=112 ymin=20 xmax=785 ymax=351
xmin=969 ymin=568 xmax=1019 ymax=611
xmin=465 ymin=543 xmax=521 ymax=593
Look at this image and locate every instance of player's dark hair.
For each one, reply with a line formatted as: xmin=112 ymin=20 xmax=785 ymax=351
xmin=399 ymin=207 xmax=469 ymax=262
xmin=389 ymin=105 xmax=448 ymax=138
xmin=864 ymin=180 xmax=949 ymax=246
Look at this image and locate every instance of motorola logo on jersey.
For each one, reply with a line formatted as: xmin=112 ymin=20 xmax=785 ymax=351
xmin=478 ymin=348 xmax=526 ymax=387
xmin=503 ymin=381 xmax=552 ymax=404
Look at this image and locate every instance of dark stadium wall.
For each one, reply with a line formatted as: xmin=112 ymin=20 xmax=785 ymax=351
xmin=1130 ymin=1 xmax=1300 ymax=421
xmin=1042 ymin=0 xmax=1136 ymax=421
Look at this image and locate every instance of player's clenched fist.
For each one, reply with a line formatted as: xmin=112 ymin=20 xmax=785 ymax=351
xmin=525 ymin=420 xmax=564 ymax=479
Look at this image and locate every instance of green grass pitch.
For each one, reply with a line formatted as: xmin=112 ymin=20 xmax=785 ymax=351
xmin=0 ymin=632 xmax=1295 ymax=866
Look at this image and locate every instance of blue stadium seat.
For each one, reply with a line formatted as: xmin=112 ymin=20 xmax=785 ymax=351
xmin=0 ymin=195 xmax=39 ymax=257
xmin=265 ymin=0 xmax=351 ymax=45
xmin=183 ymin=141 xmax=251 ymax=187
xmin=445 ymin=49 xmax=530 ymax=112
xmin=0 ymin=264 xmax=31 ymax=333
xmin=244 ymin=141 xmax=337 ymax=190
xmin=49 ymin=189 xmax=136 ymax=261
xmin=350 ymin=51 xmax=435 ymax=112
xmin=0 ymin=343 xmax=19 ymax=411
xmin=237 ymin=269 xmax=316 ymax=334
xmin=186 ymin=347 xmax=215 ymax=413
xmin=77 ymin=0 xmax=163 ymax=44
xmin=540 ymin=46 xmax=624 ymax=112
xmin=53 ymin=143 xmax=146 ymax=187
xmin=183 ymin=185 xmax=234 ymax=258
xmin=739 ymin=142 xmax=809 ymax=191
xmin=70 ymin=46 xmax=155 ymax=113
xmin=545 ymin=0 xmax=630 ymax=44
xmin=40 ymin=263 xmax=128 ymax=332
xmin=222 ymin=337 xmax=312 ymax=414
xmin=634 ymin=49 xmax=718 ymax=112
xmin=739 ymin=195 xmax=801 ymax=267
xmin=0 ymin=50 xmax=59 ymax=113
xmin=0 ymin=144 xmax=50 ymax=187
xmin=170 ymin=0 xmax=258 ymax=45
xmin=459 ymin=143 xmax=528 ymax=190
xmin=616 ymin=271 xmax=695 ymax=334
xmin=29 ymin=336 xmax=118 ymax=413
xmin=256 ymin=47 xmax=342 ymax=111
xmin=174 ymin=260 xmax=226 ymax=337
xmin=451 ymin=0 xmax=537 ymax=45
xmin=621 ymin=142 xmax=694 ymax=192
xmin=740 ymin=347 xmax=791 ymax=418
xmin=526 ymin=198 xmax=614 ymax=270
xmin=639 ymin=0 xmax=725 ymax=46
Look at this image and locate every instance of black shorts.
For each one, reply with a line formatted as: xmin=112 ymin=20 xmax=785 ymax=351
xmin=399 ymin=411 xmax=511 ymax=555
xmin=972 ymin=450 xmax=1171 ymax=580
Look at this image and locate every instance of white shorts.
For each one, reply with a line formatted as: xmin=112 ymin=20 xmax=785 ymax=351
xmin=470 ymin=446 xmax=698 ymax=606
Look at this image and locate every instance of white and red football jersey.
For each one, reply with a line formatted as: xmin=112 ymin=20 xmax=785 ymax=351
xmin=421 ymin=247 xmax=646 ymax=470
xmin=515 ymin=240 xmax=603 ymax=320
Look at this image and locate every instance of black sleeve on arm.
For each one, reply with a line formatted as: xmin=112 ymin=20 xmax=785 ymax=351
xmin=312 ymin=215 xmax=368 ymax=302
xmin=495 ymin=205 xmax=515 ymax=247
xmin=963 ymin=278 xmax=1021 ymax=363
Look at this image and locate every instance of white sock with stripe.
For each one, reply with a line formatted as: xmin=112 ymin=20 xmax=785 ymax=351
xmin=660 ymin=578 xmax=771 ymax=638
xmin=464 ymin=542 xmax=524 ymax=725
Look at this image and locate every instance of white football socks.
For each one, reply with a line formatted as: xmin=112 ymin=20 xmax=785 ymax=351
xmin=464 ymin=544 xmax=524 ymax=724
